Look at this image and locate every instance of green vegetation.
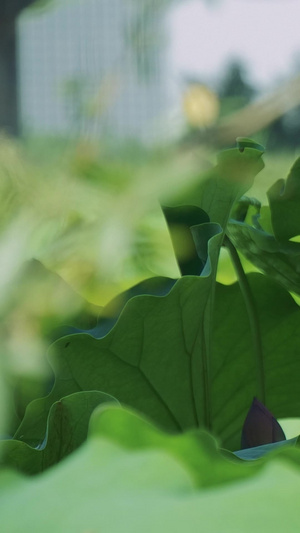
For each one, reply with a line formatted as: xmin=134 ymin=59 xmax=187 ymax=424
xmin=1 ymin=135 xmax=300 ymax=531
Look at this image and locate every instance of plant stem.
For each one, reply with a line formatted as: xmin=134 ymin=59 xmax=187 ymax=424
xmin=224 ymin=235 xmax=265 ymax=404
xmin=203 ymin=299 xmax=213 ymax=431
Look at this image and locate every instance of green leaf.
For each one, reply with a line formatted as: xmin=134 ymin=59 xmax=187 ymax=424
xmin=1 ymin=407 xmax=300 ymax=532
xmin=234 ymin=437 xmax=299 ymax=461
xmin=88 ymin=404 xmax=254 ymax=487
xmin=268 ymin=157 xmax=300 ymax=242
xmin=211 ymin=273 xmax=300 ymax=449
xmin=227 ymin=218 xmax=300 ymax=295
xmin=59 ymin=276 xmax=176 ymax=339
xmin=1 ymin=391 xmax=118 ymax=471
xmin=13 ymin=142 xmax=267 ymax=448
xmin=236 ymin=137 xmax=265 ymax=153
xmin=14 ymin=267 xmax=222 ymax=445
xmin=189 ymin=143 xmax=265 ymax=228
xmin=14 ymin=271 xmax=300 ymax=452
xmin=227 ymin=159 xmax=300 ymax=294
xmin=162 ymin=205 xmax=209 ymax=275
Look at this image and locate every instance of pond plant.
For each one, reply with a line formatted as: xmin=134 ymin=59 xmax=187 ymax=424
xmin=1 ymin=138 xmax=300 ymax=531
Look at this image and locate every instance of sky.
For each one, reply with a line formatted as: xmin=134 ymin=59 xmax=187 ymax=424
xmin=167 ymin=0 xmax=300 ymax=91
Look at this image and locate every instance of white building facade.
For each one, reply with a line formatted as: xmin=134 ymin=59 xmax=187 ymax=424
xmin=17 ymin=0 xmax=169 ymax=144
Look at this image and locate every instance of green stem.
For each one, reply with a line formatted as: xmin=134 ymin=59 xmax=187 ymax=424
xmin=224 ymin=235 xmax=265 ymax=404
xmin=203 ymin=298 xmax=213 ymax=431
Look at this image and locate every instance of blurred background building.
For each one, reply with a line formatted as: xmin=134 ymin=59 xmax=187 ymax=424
xmin=18 ymin=0 xmax=168 ymax=143
xmin=0 ymin=0 xmax=299 ymax=147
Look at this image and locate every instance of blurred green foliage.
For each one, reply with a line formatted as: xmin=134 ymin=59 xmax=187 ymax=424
xmin=1 ymin=405 xmax=300 ymax=531
xmin=0 ymin=134 xmax=295 ymax=377
xmin=1 ymin=133 xmax=300 ymax=531
xmin=0 ymin=133 xmax=209 ymax=425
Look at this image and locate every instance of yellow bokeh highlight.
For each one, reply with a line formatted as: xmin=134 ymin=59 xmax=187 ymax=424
xmin=183 ymin=84 xmax=220 ymax=128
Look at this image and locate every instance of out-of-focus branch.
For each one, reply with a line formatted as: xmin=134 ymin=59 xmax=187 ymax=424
xmin=211 ymin=76 xmax=300 ymax=146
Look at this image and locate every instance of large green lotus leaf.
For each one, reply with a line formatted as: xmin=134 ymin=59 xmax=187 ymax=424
xmin=15 ymin=269 xmax=300 ymax=452
xmin=268 ymin=157 xmax=300 ymax=242
xmin=57 ymin=276 xmax=177 ymax=340
xmin=13 ymin=143 xmax=266 ymax=447
xmin=14 ymin=232 xmax=223 ymax=447
xmin=1 ymin=391 xmax=117 ymax=473
xmin=0 ymin=440 xmax=193 ymax=532
xmin=1 ymin=408 xmax=300 ymax=532
xmin=88 ymin=404 xmax=257 ymax=487
xmin=56 ymin=144 xmax=264 ymax=340
xmin=89 ymin=405 xmax=299 ymax=467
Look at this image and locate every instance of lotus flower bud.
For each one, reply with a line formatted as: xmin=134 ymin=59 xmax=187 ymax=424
xmin=241 ymin=397 xmax=286 ymax=449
